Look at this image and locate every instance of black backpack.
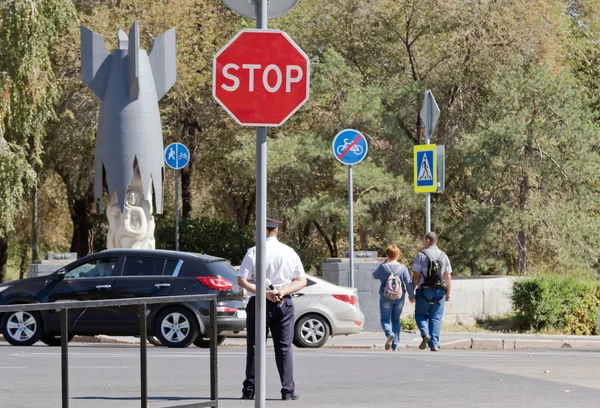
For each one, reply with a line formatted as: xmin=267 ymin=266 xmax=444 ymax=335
xmin=421 ymin=249 xmax=446 ymax=290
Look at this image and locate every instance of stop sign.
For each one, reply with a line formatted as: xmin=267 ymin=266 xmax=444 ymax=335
xmin=213 ymin=29 xmax=310 ymax=127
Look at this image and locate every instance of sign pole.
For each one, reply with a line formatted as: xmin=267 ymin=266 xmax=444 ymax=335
xmin=348 ymin=165 xmax=354 ymax=287
xmin=424 ymin=91 xmax=434 ymax=233
xmin=165 ymin=142 xmax=189 ymax=251
xmin=255 ymin=2 xmax=267 ymax=408
xmin=175 ymin=168 xmax=179 ymax=251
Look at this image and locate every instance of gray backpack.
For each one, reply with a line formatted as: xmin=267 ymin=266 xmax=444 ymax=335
xmin=383 ymin=264 xmax=403 ymax=300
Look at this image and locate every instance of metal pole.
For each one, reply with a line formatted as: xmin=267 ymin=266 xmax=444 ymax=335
xmin=60 ymin=308 xmax=69 ymax=408
xmin=425 ymin=91 xmax=431 ymax=234
xmin=32 ymin=182 xmax=38 ymax=262
xmin=348 ymin=165 xmax=354 ymax=287
xmin=255 ymin=3 xmax=268 ymax=408
xmin=175 ymin=168 xmax=179 ymax=251
xmin=210 ymin=298 xmax=218 ymax=407
xmin=139 ymin=304 xmax=148 ymax=408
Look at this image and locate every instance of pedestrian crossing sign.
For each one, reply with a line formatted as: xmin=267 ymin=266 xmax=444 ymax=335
xmin=414 ymin=145 xmax=437 ymax=193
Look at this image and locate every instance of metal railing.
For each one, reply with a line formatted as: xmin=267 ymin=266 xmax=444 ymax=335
xmin=0 ymin=294 xmax=219 ymax=408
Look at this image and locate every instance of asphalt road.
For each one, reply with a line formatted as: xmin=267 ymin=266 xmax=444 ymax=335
xmin=1 ymin=343 xmax=599 ymax=408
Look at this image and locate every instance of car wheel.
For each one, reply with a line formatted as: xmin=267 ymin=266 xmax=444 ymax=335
xmin=153 ymin=307 xmax=199 ymax=348
xmin=147 ymin=336 xmax=164 ymax=347
xmin=294 ymin=314 xmax=330 ymax=348
xmin=1 ymin=310 xmax=44 ymax=346
xmin=193 ymin=335 xmax=227 ymax=348
xmin=40 ymin=334 xmax=75 ymax=347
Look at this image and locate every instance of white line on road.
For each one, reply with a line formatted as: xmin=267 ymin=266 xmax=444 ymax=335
xmin=70 ymin=366 xmax=130 ymax=369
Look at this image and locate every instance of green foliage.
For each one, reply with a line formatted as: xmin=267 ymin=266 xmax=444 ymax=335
xmin=3 ymin=0 xmax=600 ymax=281
xmin=154 ymin=217 xmax=254 ymax=265
xmin=400 ymin=314 xmax=417 ymax=331
xmin=451 ymin=65 xmax=600 ymax=275
xmin=511 ymin=277 xmax=600 ymax=335
xmin=0 ymin=141 xmax=35 ymax=236
xmin=0 ymin=0 xmax=76 ymax=164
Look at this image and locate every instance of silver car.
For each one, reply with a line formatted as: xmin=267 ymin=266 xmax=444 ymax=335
xmin=291 ymin=275 xmax=364 ymax=348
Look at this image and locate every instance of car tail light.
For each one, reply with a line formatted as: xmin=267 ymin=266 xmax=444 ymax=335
xmin=216 ymin=306 xmax=237 ymax=313
xmin=332 ymin=294 xmax=358 ymax=305
xmin=354 ymin=321 xmax=363 ymax=326
xmin=196 ymin=277 xmax=234 ymax=290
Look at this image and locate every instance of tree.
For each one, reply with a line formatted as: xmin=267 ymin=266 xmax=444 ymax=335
xmin=454 ymin=65 xmax=600 ymax=275
xmin=0 ymin=0 xmax=75 ymax=281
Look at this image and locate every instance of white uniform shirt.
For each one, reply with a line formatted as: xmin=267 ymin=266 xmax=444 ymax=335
xmin=238 ymin=237 xmax=305 ymax=289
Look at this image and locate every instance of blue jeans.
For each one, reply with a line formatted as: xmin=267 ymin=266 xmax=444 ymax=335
xmin=379 ymin=295 xmax=405 ymax=350
xmin=415 ymin=288 xmax=446 ymax=348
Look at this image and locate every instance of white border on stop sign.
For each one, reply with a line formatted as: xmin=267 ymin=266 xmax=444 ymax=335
xmin=212 ymin=29 xmax=311 ymax=127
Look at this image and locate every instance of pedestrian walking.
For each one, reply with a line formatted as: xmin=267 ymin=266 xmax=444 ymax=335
xmin=372 ymin=245 xmax=415 ymax=351
xmin=237 ymin=217 xmax=307 ymax=401
xmin=412 ymin=232 xmax=452 ymax=351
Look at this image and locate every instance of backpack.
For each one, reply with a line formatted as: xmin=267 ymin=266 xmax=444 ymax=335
xmin=383 ymin=264 xmax=404 ymax=300
xmin=421 ymin=249 xmax=446 ymax=290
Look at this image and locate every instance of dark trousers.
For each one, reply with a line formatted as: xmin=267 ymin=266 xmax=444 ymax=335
xmin=243 ymin=295 xmax=296 ymax=397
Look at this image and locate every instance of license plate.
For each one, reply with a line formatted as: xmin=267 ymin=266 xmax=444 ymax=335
xmin=237 ymin=309 xmax=247 ymax=319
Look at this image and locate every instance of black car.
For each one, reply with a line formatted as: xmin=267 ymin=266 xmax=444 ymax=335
xmin=0 ymin=249 xmax=246 ymax=348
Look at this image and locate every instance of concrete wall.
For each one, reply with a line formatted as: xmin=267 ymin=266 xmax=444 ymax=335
xmin=322 ymin=258 xmax=517 ymax=331
xmin=28 ymin=253 xmax=78 ymax=278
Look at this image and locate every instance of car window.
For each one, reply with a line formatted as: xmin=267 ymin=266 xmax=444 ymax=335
xmin=122 ymin=256 xmax=166 ymax=277
xmin=65 ymin=258 xmax=118 ymax=279
xmin=203 ymin=261 xmax=238 ymax=279
xmin=306 ymin=277 xmax=317 ymax=287
xmin=164 ymin=259 xmax=180 ymax=276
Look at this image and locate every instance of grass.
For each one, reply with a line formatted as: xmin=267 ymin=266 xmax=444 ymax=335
xmin=3 ymin=258 xmax=21 ymax=282
xmin=475 ymin=313 xmax=521 ymax=333
xmin=441 ymin=312 xmax=568 ymax=335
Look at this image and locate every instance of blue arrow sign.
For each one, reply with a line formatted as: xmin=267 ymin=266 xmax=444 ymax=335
xmin=164 ymin=142 xmax=190 ymax=170
xmin=332 ymin=129 xmax=368 ymax=165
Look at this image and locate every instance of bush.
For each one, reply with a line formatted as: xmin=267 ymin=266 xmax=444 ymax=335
xmin=401 ymin=314 xmax=417 ymax=331
xmin=155 ymin=217 xmax=254 ymax=265
xmin=511 ymin=277 xmax=600 ymax=335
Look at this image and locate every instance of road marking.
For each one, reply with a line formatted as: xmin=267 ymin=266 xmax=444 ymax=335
xmin=70 ymin=366 xmax=129 ymax=369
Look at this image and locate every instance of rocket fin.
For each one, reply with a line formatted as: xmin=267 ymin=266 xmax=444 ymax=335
xmin=80 ymin=26 xmax=110 ymax=100
xmin=149 ymin=28 xmax=176 ymax=101
xmin=118 ymin=29 xmax=128 ymax=49
xmin=128 ymin=22 xmax=140 ymax=100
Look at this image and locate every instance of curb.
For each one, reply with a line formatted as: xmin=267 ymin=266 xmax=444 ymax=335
xmin=2 ymin=335 xmax=600 ymax=350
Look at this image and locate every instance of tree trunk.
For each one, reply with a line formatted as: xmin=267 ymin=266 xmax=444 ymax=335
xmin=0 ymin=236 xmax=8 ymax=283
xmin=359 ymin=225 xmax=369 ymax=250
xmin=68 ymin=190 xmax=95 ymax=258
xmin=518 ymin=173 xmax=529 ymax=275
xmin=313 ymin=221 xmax=336 ymax=257
xmin=19 ymin=247 xmax=28 ymax=280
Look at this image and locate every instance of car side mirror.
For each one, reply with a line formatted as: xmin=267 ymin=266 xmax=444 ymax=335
xmin=57 ymin=269 xmax=66 ymax=281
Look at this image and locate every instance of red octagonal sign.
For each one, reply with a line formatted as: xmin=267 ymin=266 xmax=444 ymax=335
xmin=213 ymin=29 xmax=310 ymax=127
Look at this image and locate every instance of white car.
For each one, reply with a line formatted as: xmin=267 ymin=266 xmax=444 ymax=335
xmin=291 ymin=275 xmax=364 ymax=348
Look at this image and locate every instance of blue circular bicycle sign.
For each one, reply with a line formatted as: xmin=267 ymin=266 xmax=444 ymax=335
xmin=164 ymin=142 xmax=190 ymax=170
xmin=332 ymin=129 xmax=368 ymax=165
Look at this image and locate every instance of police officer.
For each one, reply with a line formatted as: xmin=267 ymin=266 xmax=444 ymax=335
xmin=237 ymin=217 xmax=307 ymax=401
xmin=412 ymin=231 xmax=452 ymax=352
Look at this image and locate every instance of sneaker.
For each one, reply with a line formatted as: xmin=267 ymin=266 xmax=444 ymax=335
xmin=282 ymin=393 xmax=299 ymax=401
xmin=385 ymin=333 xmax=395 ymax=350
xmin=430 ymin=346 xmax=439 ymax=352
xmin=419 ymin=335 xmax=431 ymax=350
